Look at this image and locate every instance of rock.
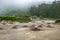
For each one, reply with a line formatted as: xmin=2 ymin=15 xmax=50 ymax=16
xmin=12 ymin=25 xmax=18 ymax=29
xmin=0 ymin=28 xmax=3 ymax=30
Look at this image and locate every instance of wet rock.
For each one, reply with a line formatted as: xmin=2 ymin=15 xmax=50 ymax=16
xmin=22 ymin=25 xmax=28 ymax=27
xmin=30 ymin=25 xmax=41 ymax=31
xmin=46 ymin=23 xmax=52 ymax=28
xmin=12 ymin=25 xmax=18 ymax=29
xmin=38 ymin=24 xmax=43 ymax=27
xmin=0 ymin=28 xmax=3 ymax=30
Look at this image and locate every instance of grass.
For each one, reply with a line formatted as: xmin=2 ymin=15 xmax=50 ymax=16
xmin=56 ymin=22 xmax=60 ymax=25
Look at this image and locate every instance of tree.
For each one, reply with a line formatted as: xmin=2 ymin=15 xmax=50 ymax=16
xmin=28 ymin=1 xmax=60 ymax=19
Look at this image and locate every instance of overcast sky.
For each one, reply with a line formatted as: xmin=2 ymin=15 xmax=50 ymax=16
xmin=0 ymin=0 xmax=55 ymax=12
xmin=0 ymin=0 xmax=55 ymax=7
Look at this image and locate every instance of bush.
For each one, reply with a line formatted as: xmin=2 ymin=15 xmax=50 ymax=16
xmin=41 ymin=18 xmax=54 ymax=20
xmin=55 ymin=19 xmax=60 ymax=23
xmin=0 ymin=16 xmax=31 ymax=23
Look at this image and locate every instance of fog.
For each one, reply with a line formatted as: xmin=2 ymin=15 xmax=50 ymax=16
xmin=0 ymin=0 xmax=54 ymax=14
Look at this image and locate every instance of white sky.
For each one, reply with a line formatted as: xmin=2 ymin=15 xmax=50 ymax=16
xmin=0 ymin=0 xmax=54 ymax=5
xmin=0 ymin=0 xmax=54 ymax=10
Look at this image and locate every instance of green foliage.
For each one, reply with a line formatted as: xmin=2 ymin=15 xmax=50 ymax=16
xmin=29 ymin=1 xmax=60 ymax=18
xmin=0 ymin=16 xmax=16 ymax=21
xmin=0 ymin=16 xmax=31 ymax=23
xmin=0 ymin=1 xmax=60 ymax=22
xmin=16 ymin=16 xmax=31 ymax=23
xmin=41 ymin=18 xmax=54 ymax=20
xmin=55 ymin=19 xmax=60 ymax=23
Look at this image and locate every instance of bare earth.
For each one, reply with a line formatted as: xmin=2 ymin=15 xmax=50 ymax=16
xmin=0 ymin=23 xmax=60 ymax=40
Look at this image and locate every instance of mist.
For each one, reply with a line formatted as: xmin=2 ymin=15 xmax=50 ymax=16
xmin=0 ymin=0 xmax=54 ymax=14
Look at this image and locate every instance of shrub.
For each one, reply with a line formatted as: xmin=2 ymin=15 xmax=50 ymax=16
xmin=55 ymin=19 xmax=60 ymax=23
xmin=0 ymin=16 xmax=31 ymax=23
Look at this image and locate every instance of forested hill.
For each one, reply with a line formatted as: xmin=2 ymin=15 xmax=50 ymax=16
xmin=29 ymin=1 xmax=60 ymax=18
xmin=0 ymin=1 xmax=60 ymax=19
xmin=0 ymin=8 xmax=29 ymax=16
